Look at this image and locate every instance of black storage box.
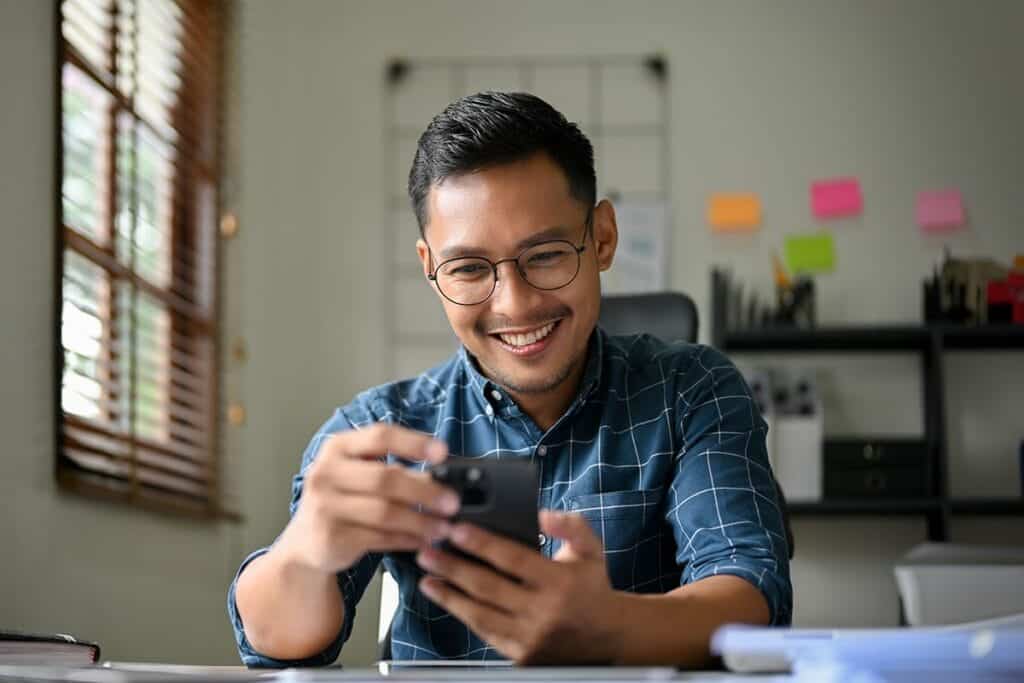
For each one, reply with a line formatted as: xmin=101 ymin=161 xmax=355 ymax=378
xmin=824 ymin=438 xmax=930 ymax=498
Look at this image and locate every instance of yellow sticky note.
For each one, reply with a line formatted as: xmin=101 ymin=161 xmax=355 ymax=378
xmin=784 ymin=233 xmax=835 ymax=274
xmin=708 ymin=193 xmax=762 ymax=231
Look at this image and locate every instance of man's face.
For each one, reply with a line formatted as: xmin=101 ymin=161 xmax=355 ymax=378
xmin=416 ymin=153 xmax=617 ymax=397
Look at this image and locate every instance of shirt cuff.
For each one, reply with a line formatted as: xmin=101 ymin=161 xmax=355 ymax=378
xmin=689 ymin=562 xmax=792 ymax=626
xmin=227 ymin=548 xmax=357 ymax=668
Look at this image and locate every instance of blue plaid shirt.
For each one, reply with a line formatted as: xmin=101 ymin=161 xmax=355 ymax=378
xmin=228 ymin=329 xmax=792 ymax=666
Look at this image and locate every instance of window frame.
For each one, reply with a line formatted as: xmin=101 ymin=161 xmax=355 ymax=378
xmin=53 ymin=0 xmax=233 ymax=520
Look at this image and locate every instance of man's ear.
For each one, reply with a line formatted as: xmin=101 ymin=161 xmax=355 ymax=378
xmin=416 ymin=238 xmax=432 ymax=278
xmin=591 ymin=199 xmax=618 ymax=272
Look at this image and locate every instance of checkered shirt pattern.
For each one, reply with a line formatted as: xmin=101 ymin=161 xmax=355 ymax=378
xmin=228 ymin=329 xmax=792 ymax=666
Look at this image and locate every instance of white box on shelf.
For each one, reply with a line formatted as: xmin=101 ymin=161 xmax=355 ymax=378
xmin=772 ymin=407 xmax=824 ymax=502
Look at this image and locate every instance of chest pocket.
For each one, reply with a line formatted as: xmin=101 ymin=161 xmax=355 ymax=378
xmin=565 ymin=488 xmax=666 ymax=563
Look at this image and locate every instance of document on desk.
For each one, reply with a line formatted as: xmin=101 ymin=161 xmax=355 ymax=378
xmin=712 ymin=622 xmax=1024 ymax=680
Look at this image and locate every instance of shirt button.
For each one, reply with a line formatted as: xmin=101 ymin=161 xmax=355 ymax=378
xmin=537 ymin=445 xmax=548 ymax=456
xmin=484 ymin=404 xmax=494 ymax=417
xmin=490 ymin=390 xmax=502 ymax=401
xmin=538 ymin=533 xmax=548 ymax=547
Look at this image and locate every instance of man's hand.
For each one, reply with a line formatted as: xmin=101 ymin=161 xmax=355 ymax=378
xmin=275 ymin=423 xmax=461 ymax=574
xmin=415 ymin=510 xmax=622 ymax=665
xmin=236 ymin=423 xmax=460 ymax=661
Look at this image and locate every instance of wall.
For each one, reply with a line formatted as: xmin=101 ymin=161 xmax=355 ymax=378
xmin=0 ymin=0 xmax=244 ymax=664
xmin=231 ymin=0 xmax=1024 ymax=666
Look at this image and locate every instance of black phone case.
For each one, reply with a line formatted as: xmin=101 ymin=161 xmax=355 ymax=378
xmin=431 ymin=457 xmax=540 ymax=553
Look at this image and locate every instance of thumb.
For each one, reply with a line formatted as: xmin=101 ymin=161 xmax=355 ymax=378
xmin=541 ymin=510 xmax=603 ymax=561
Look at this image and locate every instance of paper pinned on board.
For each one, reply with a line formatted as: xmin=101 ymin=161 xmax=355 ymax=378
xmin=810 ymin=177 xmax=863 ymax=220
xmin=605 ymin=199 xmax=669 ymax=294
xmin=784 ymin=233 xmax=835 ymax=274
xmin=916 ymin=189 xmax=966 ymax=232
xmin=708 ymin=193 xmax=762 ymax=232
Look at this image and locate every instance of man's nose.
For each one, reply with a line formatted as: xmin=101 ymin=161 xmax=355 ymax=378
xmin=490 ymin=261 xmax=544 ymax=315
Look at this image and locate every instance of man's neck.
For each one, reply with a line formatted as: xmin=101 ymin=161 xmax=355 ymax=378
xmin=505 ymin=358 xmax=586 ymax=432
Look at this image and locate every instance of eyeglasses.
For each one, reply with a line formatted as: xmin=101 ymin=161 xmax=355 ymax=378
xmin=427 ymin=211 xmax=593 ymax=306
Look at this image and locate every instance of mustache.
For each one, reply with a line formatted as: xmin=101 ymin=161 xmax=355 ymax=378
xmin=476 ymin=306 xmax=571 ymax=335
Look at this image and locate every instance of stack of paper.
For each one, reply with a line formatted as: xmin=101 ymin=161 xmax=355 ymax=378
xmin=712 ymin=622 xmax=1024 ymax=682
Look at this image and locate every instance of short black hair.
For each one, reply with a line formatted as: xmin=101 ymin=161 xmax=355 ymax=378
xmin=408 ymin=91 xmax=596 ymax=234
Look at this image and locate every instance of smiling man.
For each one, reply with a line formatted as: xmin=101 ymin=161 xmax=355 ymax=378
xmin=229 ymin=92 xmax=791 ymax=668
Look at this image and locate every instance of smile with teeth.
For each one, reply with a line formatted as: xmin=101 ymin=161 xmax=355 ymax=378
xmin=496 ymin=321 xmax=557 ymax=348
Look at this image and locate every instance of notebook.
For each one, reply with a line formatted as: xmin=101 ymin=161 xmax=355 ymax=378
xmin=0 ymin=630 xmax=100 ymax=666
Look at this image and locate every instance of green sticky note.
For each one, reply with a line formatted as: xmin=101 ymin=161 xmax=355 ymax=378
xmin=784 ymin=233 xmax=835 ymax=274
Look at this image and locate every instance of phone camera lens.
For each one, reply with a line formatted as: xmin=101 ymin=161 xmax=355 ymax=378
xmin=462 ymin=468 xmax=487 ymax=506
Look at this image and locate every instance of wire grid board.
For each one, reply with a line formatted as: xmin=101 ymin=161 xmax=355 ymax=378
xmin=382 ymin=56 xmax=670 ymax=381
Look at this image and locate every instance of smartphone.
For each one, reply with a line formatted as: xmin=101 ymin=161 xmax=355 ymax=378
xmin=429 ymin=456 xmax=541 ymax=561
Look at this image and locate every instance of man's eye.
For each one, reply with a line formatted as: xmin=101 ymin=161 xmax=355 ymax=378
xmin=448 ymin=264 xmax=488 ymax=277
xmin=527 ymin=250 xmax=567 ymax=265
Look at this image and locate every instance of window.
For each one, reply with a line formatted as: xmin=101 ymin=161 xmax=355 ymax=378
xmin=57 ymin=0 xmax=228 ymax=517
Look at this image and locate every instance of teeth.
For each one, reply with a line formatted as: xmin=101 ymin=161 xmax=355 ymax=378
xmin=499 ymin=322 xmax=556 ymax=348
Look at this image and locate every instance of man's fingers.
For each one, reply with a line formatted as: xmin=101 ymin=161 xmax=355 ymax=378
xmin=334 ymin=423 xmax=448 ymax=464
xmin=415 ymin=547 xmax=532 ymax=612
xmin=333 ymin=495 xmax=452 ymax=541
xmin=542 ymin=510 xmax=604 ymax=560
xmin=445 ymin=524 xmax=548 ymax=585
xmin=332 ymin=459 xmax=460 ymax=516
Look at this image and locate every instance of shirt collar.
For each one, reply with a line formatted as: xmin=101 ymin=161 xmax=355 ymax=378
xmin=458 ymin=326 xmax=605 ymax=407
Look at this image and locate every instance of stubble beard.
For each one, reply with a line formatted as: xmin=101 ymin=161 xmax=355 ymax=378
xmin=479 ymin=351 xmax=583 ymax=396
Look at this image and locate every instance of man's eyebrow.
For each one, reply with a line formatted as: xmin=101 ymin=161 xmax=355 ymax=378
xmin=437 ymin=225 xmax=573 ymax=260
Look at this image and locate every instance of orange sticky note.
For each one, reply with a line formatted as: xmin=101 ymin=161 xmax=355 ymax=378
xmin=708 ymin=193 xmax=762 ymax=231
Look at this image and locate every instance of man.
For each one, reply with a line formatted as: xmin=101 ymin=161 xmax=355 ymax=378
xmin=229 ymin=92 xmax=791 ymax=667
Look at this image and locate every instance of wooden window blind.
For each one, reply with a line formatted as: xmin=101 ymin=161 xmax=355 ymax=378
xmin=56 ymin=0 xmax=229 ymax=517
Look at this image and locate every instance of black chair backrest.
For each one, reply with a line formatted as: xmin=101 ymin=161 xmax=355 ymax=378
xmin=599 ymin=292 xmax=698 ymax=343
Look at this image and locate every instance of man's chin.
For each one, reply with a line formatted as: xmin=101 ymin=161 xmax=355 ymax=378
xmin=498 ymin=375 xmax=567 ymax=395
xmin=480 ymin=358 xmax=579 ymax=396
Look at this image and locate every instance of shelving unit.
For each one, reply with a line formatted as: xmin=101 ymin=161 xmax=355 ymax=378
xmin=714 ymin=322 xmax=1024 ymax=541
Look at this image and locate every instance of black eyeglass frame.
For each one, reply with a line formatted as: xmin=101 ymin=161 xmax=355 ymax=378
xmin=426 ymin=209 xmax=594 ymax=306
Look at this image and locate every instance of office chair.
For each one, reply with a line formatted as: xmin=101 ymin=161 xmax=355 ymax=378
xmin=598 ymin=292 xmax=699 ymax=343
xmin=599 ymin=292 xmax=795 ymax=560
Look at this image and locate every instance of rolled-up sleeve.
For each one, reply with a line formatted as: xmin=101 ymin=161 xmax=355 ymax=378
xmin=666 ymin=346 xmax=792 ymax=625
xmin=227 ymin=407 xmax=384 ymax=667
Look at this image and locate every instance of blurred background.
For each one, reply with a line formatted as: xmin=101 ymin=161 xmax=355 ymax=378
xmin=2 ymin=0 xmax=1023 ymax=668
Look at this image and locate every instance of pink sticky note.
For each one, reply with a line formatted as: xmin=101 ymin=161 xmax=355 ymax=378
xmin=916 ymin=189 xmax=965 ymax=232
xmin=810 ymin=177 xmax=863 ymax=219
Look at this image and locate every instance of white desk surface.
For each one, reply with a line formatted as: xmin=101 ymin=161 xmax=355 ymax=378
xmin=0 ymin=664 xmax=783 ymax=683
